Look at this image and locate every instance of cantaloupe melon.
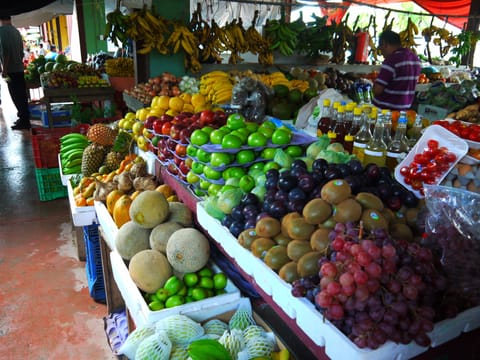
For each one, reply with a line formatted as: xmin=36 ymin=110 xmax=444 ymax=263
xmin=116 ymin=220 xmax=151 ymax=260
xmin=129 ymin=249 xmax=172 ymax=293
xmin=166 ymin=228 xmax=210 ymax=273
xmin=129 ymin=190 xmax=169 ymax=229
xmin=149 ymin=221 xmax=184 ymax=254
xmin=167 ymin=202 xmax=193 ymax=227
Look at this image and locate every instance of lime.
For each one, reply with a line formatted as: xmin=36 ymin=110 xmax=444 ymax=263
xmin=191 ymin=287 xmax=208 ymax=301
xmin=183 ymin=273 xmax=199 ymax=287
xmin=213 ymin=273 xmax=228 ymax=290
xmin=148 ymin=300 xmax=165 ymax=311
xmin=165 ymin=294 xmax=185 ymax=308
xmin=197 ymin=267 xmax=214 ymax=277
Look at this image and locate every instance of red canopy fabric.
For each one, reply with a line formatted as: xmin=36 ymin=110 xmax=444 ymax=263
xmin=316 ymin=0 xmax=471 ymax=29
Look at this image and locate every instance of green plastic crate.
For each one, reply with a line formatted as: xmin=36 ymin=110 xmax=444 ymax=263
xmin=35 ymin=167 xmax=68 ymax=201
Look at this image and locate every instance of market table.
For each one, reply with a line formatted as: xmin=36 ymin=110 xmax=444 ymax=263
xmin=41 ymin=87 xmax=115 ymax=128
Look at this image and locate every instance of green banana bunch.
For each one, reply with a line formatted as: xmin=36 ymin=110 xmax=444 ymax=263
xmin=187 ymin=338 xmax=233 ymax=360
xmin=264 ymin=18 xmax=301 ymax=57
xmin=104 ymin=8 xmax=129 ymax=46
xmin=59 ymin=133 xmax=89 ymax=175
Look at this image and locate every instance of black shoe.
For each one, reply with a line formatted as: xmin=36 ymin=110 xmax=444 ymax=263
xmin=11 ymin=122 xmax=31 ymax=130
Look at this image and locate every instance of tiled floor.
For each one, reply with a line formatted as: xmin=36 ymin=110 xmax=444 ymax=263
xmin=0 ymin=84 xmax=116 ymax=359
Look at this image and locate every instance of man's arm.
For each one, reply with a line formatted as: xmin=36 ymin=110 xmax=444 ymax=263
xmin=373 ymin=82 xmax=385 ymax=97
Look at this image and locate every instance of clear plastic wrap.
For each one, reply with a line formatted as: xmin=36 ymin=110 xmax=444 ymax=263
xmin=423 ymin=184 xmax=480 ymax=307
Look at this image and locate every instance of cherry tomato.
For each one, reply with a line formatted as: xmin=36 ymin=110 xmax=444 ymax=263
xmin=411 ymin=179 xmax=423 ymax=190
xmin=444 ymin=152 xmax=457 ymax=163
xmin=414 ymin=153 xmax=429 ymax=165
xmin=400 ymin=166 xmax=410 ymax=176
xmin=427 ymin=139 xmax=439 ymax=150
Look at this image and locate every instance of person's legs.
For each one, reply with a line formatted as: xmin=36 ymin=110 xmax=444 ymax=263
xmin=7 ymin=72 xmax=30 ymax=128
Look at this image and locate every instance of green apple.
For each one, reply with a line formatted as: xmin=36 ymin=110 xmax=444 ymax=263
xmin=247 ymin=132 xmax=268 ymax=147
xmin=190 ymin=129 xmax=210 ymax=146
xmin=271 ymin=128 xmax=292 ymax=145
xmin=219 ymin=184 xmax=238 ymax=193
xmin=230 ymin=130 xmax=248 ymax=143
xmin=186 ymin=170 xmax=200 ymax=184
xmin=249 ymin=162 xmax=265 ymax=172
xmin=191 ymin=161 xmax=205 ymax=174
xmin=210 ymin=129 xmax=228 ymax=144
xmin=227 ymin=113 xmax=246 ymax=130
xmin=208 ymin=183 xmax=223 ymax=197
xmin=222 ymin=134 xmax=243 ymax=149
xmin=226 ymin=167 xmax=246 ymax=179
xmin=186 ymin=144 xmax=198 ymax=157
xmin=263 ymin=161 xmax=280 ymax=173
xmin=203 ymin=165 xmax=222 ymax=180
xmin=239 ymin=174 xmax=255 ymax=192
xmin=202 ymin=126 xmax=215 ymax=135
xmin=285 ymin=145 xmax=303 ymax=157
xmin=257 ymin=125 xmax=274 ymax=139
xmin=261 ymin=120 xmax=276 ymax=129
xmin=245 ymin=121 xmax=259 ymax=133
xmin=261 ymin=147 xmax=276 ymax=160
xmin=196 ymin=148 xmax=211 ymax=163
xmin=210 ymin=152 xmax=233 ymax=167
xmin=199 ymin=178 xmax=211 ymax=190
xmin=236 ymin=149 xmax=256 ymax=164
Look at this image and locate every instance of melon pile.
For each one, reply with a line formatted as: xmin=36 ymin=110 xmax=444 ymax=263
xmin=114 ymin=190 xmax=210 ymax=294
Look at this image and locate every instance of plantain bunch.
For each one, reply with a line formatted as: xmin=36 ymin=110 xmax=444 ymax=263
xmin=399 ymin=18 xmax=419 ymax=51
xmin=104 ymin=8 xmax=129 ymax=46
xmin=166 ymin=21 xmax=201 ymax=73
xmin=244 ymin=10 xmax=273 ymax=66
xmin=264 ymin=16 xmax=305 ymax=57
xmin=126 ymin=7 xmax=170 ymax=55
xmin=221 ymin=18 xmax=249 ymax=64
xmin=331 ymin=15 xmax=355 ymax=64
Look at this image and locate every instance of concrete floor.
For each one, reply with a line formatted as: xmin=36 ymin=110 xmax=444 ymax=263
xmin=0 ymin=86 xmax=116 ymax=359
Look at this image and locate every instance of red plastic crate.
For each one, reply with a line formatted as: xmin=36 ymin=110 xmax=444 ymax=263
xmin=31 ymin=125 xmax=89 ymax=168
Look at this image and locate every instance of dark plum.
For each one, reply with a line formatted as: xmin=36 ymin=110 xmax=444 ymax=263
xmin=364 ymin=163 xmax=380 ymax=183
xmin=229 ymin=221 xmax=245 ymax=237
xmin=279 ymin=169 xmax=292 ymax=178
xmin=221 ymin=214 xmax=234 ymax=228
xmin=288 ymin=187 xmax=307 ymax=202
xmin=390 ymin=184 xmax=404 ymax=198
xmin=241 ymin=193 xmax=259 ymax=207
xmin=324 ymin=168 xmax=342 ymax=181
xmin=278 ymin=175 xmax=298 ymax=191
xmin=291 ymin=159 xmax=307 ymax=170
xmin=379 ymin=166 xmax=394 ymax=184
xmin=290 ymin=166 xmax=307 ymax=178
xmin=265 ymin=176 xmax=279 ymax=190
xmin=386 ymin=196 xmax=402 ymax=211
xmin=312 ymin=170 xmax=325 ymax=184
xmin=309 ymin=185 xmax=322 ymax=199
xmin=347 ymin=159 xmax=363 ymax=174
xmin=275 ymin=189 xmax=289 ymax=202
xmin=298 ymin=173 xmax=315 ymax=193
xmin=336 ymin=163 xmax=352 ymax=177
xmin=256 ymin=212 xmax=270 ymax=222
xmin=402 ymin=191 xmax=419 ymax=208
xmin=244 ymin=219 xmax=257 ymax=230
xmin=242 ymin=204 xmax=259 ymax=219
xmin=312 ymin=158 xmax=328 ymax=172
xmin=231 ymin=205 xmax=245 ymax=222
xmin=344 ymin=175 xmax=362 ymax=194
xmin=287 ymin=199 xmax=307 ymax=213
xmin=377 ymin=183 xmax=392 ymax=201
xmin=268 ymin=200 xmax=287 ymax=219
xmin=265 ymin=168 xmax=280 ymax=179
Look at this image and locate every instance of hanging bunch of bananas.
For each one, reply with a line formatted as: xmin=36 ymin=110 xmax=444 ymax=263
xmin=198 ymin=71 xmax=235 ymax=104
xmin=264 ymin=16 xmax=305 ymax=57
xmin=399 ymin=18 xmax=419 ymax=51
xmin=166 ymin=21 xmax=202 ymax=73
xmin=220 ymin=18 xmax=249 ymax=64
xmin=125 ymin=7 xmax=169 ymax=55
xmin=104 ymin=57 xmax=134 ymax=77
xmin=422 ymin=25 xmax=458 ymax=58
xmin=244 ymin=10 xmax=274 ymax=65
xmin=104 ymin=8 xmax=129 ymax=46
xmin=189 ymin=3 xmax=222 ymax=64
xmin=296 ymin=13 xmax=333 ymax=58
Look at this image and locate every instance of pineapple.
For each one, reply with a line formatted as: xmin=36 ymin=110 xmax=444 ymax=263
xmin=81 ymin=143 xmax=108 ymax=176
xmin=104 ymin=151 xmax=124 ymax=172
xmin=87 ymin=123 xmax=117 ymax=146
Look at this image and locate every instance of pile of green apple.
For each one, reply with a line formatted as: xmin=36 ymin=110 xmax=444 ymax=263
xmin=184 ymin=113 xmax=307 ymax=197
xmin=144 ymin=267 xmax=228 ymax=311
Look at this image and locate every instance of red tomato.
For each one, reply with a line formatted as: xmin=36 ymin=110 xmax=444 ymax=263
xmin=400 ymin=166 xmax=410 ymax=176
xmin=414 ymin=153 xmax=429 ymax=165
xmin=427 ymin=139 xmax=439 ymax=150
xmin=444 ymin=152 xmax=457 ymax=163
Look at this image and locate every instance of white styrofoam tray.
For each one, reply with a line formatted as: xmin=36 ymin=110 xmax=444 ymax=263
xmin=66 ymin=180 xmax=97 ymax=227
xmin=197 ymin=201 xmax=480 ymax=360
xmin=94 ymin=200 xmax=118 ymax=251
xmin=110 ymin=250 xmax=242 ymax=328
xmin=58 ymin=153 xmax=76 ymax=186
xmin=135 ymin=147 xmax=158 ymax=175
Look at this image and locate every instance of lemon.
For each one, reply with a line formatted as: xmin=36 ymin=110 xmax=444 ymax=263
xmin=165 ymin=109 xmax=179 ymax=117
xmin=124 ymin=112 xmax=136 ymax=121
xmin=183 ymin=103 xmax=195 ymax=113
xmin=132 ymin=121 xmax=145 ymax=136
xmin=148 ymin=108 xmax=165 ymax=117
xmin=191 ymin=93 xmax=206 ymax=108
xmin=136 ymin=108 xmax=149 ymax=121
xmin=179 ymin=93 xmax=192 ymax=104
xmin=169 ymin=97 xmax=184 ymax=112
xmin=123 ymin=119 xmax=134 ymax=130
xmin=118 ymin=119 xmax=126 ymax=129
xmin=158 ymin=95 xmax=170 ymax=109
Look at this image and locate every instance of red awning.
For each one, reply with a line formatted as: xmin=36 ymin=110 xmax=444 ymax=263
xmin=316 ymin=0 xmax=471 ymax=29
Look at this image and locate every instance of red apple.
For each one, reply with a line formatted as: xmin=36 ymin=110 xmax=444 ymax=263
xmin=179 ymin=127 xmax=193 ymax=144
xmin=174 ymin=155 xmax=182 ymax=166
xmin=199 ymin=110 xmax=215 ymax=126
xmin=175 ymin=144 xmax=187 ymax=157
xmin=179 ymin=160 xmax=190 ymax=175
xmin=160 ymin=114 xmax=173 ymax=123
xmin=170 ymin=124 xmax=184 ymax=140
xmin=167 ymin=138 xmax=177 ymax=151
xmin=161 ymin=122 xmax=173 ymax=136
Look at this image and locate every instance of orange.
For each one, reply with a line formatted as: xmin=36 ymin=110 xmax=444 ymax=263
xmin=106 ymin=189 xmax=124 ymax=214
xmin=113 ymin=195 xmax=132 ymax=228
xmin=155 ymin=184 xmax=175 ymax=198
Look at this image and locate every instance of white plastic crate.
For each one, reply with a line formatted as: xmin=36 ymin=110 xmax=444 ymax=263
xmin=94 ymin=200 xmax=118 ymax=251
xmin=67 ymin=180 xmax=97 ymax=226
xmin=110 ymin=251 xmax=242 ymax=328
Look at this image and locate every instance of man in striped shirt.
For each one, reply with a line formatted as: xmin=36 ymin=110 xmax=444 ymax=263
xmin=373 ymin=30 xmax=421 ymax=111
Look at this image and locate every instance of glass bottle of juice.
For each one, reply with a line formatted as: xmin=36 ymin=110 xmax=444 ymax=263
xmin=328 ymin=101 xmax=340 ymax=133
xmin=332 ymin=105 xmax=347 ymax=144
xmin=386 ymin=113 xmax=409 ymax=171
xmin=408 ymin=114 xmax=423 ymax=149
xmin=316 ymin=99 xmax=332 ymax=137
xmin=364 ymin=116 xmax=387 ymax=166
xmin=368 ymin=106 xmax=378 ymax=133
xmin=344 ymin=102 xmax=355 ymax=132
xmin=352 ymin=107 xmax=373 ymax=164
xmin=349 ymin=106 xmax=362 ymax=136
xmin=382 ymin=109 xmax=393 ymax=147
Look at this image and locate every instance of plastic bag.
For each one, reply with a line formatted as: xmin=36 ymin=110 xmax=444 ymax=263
xmin=423 ymin=184 xmax=480 ymax=307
